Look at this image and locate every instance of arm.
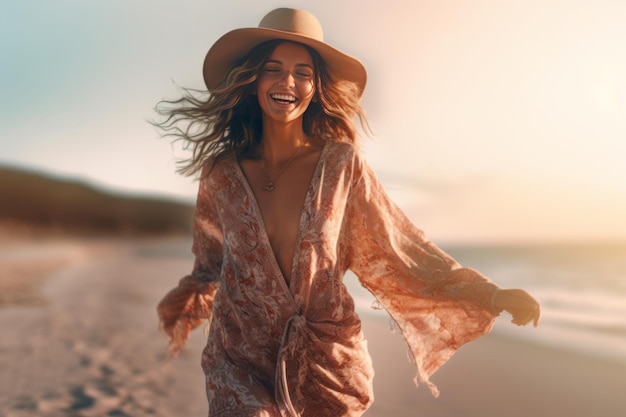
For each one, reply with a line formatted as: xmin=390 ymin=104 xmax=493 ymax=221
xmin=342 ymin=153 xmax=513 ymax=395
xmin=157 ymin=165 xmax=223 ymax=356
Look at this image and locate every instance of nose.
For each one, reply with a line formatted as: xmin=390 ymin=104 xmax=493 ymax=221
xmin=278 ymin=71 xmax=295 ymax=87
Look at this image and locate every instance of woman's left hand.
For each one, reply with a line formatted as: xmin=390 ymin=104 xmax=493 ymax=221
xmin=493 ymin=288 xmax=541 ymax=327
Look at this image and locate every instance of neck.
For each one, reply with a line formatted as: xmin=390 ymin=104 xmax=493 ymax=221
xmin=259 ymin=119 xmax=308 ymax=163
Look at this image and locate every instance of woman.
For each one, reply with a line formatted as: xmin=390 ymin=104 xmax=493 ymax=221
xmin=156 ymin=8 xmax=540 ymax=417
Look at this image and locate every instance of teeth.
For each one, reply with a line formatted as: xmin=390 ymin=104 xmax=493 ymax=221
xmin=270 ymin=94 xmax=297 ymax=102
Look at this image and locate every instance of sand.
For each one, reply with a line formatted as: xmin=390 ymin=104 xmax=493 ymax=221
xmin=362 ymin=319 xmax=626 ymax=417
xmin=1 ymin=238 xmax=624 ymax=417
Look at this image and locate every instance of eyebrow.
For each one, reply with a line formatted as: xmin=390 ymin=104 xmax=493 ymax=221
xmin=264 ymin=59 xmax=314 ymax=70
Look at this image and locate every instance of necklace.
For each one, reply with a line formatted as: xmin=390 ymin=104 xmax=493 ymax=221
xmin=259 ymin=140 xmax=308 ymax=191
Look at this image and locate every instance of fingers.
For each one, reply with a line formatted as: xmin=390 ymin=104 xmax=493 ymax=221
xmin=510 ymin=310 xmax=530 ymax=326
xmin=499 ymin=288 xmax=541 ymax=327
xmin=510 ymin=306 xmax=540 ymax=327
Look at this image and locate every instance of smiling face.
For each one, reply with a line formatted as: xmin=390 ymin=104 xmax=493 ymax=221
xmin=255 ymin=42 xmax=316 ymax=127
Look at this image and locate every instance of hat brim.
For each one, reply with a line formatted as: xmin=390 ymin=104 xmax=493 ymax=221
xmin=202 ymin=27 xmax=367 ymax=96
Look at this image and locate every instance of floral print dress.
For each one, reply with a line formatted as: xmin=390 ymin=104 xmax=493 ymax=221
xmin=157 ymin=141 xmax=500 ymax=417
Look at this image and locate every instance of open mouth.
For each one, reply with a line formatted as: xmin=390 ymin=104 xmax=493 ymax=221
xmin=270 ymin=93 xmax=298 ymax=104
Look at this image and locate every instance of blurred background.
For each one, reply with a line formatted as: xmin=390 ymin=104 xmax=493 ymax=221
xmin=1 ymin=1 xmax=625 ymax=416
xmin=2 ymin=0 xmax=626 ymax=243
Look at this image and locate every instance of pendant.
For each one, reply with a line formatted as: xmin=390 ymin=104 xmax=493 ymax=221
xmin=263 ymin=182 xmax=276 ymax=191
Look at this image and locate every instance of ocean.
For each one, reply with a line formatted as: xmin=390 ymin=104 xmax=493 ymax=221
xmin=345 ymin=241 xmax=626 ymax=364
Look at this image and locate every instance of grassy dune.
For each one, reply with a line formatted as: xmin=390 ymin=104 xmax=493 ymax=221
xmin=0 ymin=165 xmax=194 ymax=237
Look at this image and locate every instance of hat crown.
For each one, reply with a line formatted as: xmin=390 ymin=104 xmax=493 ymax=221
xmin=258 ymin=8 xmax=324 ymax=42
xmin=203 ymin=8 xmax=365 ymax=95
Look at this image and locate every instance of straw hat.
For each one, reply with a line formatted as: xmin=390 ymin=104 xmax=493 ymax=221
xmin=202 ymin=8 xmax=367 ymax=96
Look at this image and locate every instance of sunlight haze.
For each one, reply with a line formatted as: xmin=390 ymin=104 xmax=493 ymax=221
xmin=2 ymin=0 xmax=625 ymax=243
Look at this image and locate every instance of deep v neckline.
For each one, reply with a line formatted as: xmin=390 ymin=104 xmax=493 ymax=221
xmin=233 ymin=142 xmax=329 ymax=292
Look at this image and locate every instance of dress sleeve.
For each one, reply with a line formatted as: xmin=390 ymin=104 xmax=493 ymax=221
xmin=343 ymin=154 xmax=501 ymax=396
xmin=157 ymin=165 xmax=223 ymax=356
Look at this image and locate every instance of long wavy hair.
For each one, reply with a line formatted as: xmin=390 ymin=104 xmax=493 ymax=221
xmin=153 ymin=39 xmax=369 ymax=177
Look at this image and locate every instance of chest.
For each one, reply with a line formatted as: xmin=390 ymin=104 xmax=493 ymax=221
xmin=239 ymin=151 xmax=320 ymax=235
xmin=237 ymin=149 xmax=323 ymax=282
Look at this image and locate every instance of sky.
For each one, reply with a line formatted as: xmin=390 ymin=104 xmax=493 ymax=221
xmin=2 ymin=0 xmax=626 ymax=244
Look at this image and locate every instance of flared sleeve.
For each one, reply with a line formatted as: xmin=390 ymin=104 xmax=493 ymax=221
xmin=342 ymin=153 xmax=501 ymax=396
xmin=157 ymin=164 xmax=223 ymax=356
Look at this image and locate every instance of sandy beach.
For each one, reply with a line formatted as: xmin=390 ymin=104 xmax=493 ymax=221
xmin=1 ymin=238 xmax=624 ymax=417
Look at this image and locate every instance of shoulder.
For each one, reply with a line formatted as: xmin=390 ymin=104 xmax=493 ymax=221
xmin=320 ymin=141 xmax=374 ymax=191
xmin=198 ymin=153 xmax=237 ymax=189
xmin=323 ymin=141 xmax=365 ymax=168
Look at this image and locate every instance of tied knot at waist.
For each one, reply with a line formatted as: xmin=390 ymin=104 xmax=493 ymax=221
xmin=281 ymin=314 xmax=308 ymax=351
xmin=273 ymin=313 xmax=362 ymax=416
